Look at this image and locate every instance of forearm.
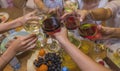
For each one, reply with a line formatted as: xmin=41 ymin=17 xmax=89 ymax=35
xmin=102 ymin=26 xmax=120 ymax=38
xmin=89 ymin=8 xmax=112 ymax=21
xmin=113 ymin=28 xmax=120 ymax=38
xmin=0 ymin=17 xmax=23 ymax=33
xmin=0 ymin=48 xmax=16 ymax=70
xmin=59 ymin=39 xmax=110 ymax=71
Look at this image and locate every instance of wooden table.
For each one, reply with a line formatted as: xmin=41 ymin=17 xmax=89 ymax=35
xmin=4 ymin=41 xmax=106 ymax=71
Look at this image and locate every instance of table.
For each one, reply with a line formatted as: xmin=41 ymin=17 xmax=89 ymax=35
xmin=2 ymin=39 xmax=106 ymax=71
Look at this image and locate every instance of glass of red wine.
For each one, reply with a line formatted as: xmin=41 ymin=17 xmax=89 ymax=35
xmin=78 ymin=23 xmax=100 ymax=40
xmin=42 ymin=17 xmax=61 ymax=35
xmin=64 ymin=15 xmax=79 ymax=30
xmin=42 ymin=16 xmax=62 ymax=52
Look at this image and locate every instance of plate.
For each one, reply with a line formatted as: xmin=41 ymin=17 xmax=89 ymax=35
xmin=0 ymin=12 xmax=9 ymax=23
xmin=0 ymin=31 xmax=29 ymax=55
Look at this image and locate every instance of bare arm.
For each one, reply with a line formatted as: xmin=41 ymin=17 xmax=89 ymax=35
xmin=0 ymin=34 xmax=37 ymax=70
xmin=0 ymin=11 xmax=37 ymax=34
xmin=54 ymin=28 xmax=111 ymax=71
xmin=99 ymin=25 xmax=120 ymax=38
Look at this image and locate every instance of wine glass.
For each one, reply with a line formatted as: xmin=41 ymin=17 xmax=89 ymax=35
xmin=42 ymin=16 xmax=62 ymax=52
xmin=78 ymin=23 xmax=98 ymax=40
xmin=64 ymin=0 xmax=78 ymax=13
xmin=64 ymin=14 xmax=80 ymax=30
xmin=42 ymin=16 xmax=61 ymax=35
xmin=24 ymin=19 xmax=41 ymax=34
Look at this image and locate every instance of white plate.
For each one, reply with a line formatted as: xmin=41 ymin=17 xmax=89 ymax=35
xmin=0 ymin=31 xmax=29 ymax=55
xmin=27 ymin=50 xmax=39 ymax=71
xmin=0 ymin=12 xmax=9 ymax=23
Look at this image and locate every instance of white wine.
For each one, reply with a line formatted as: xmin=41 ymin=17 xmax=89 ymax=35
xmin=64 ymin=0 xmax=78 ymax=12
xmin=24 ymin=19 xmax=40 ymax=35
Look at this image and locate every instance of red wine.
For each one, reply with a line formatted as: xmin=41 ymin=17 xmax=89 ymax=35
xmin=42 ymin=17 xmax=61 ymax=35
xmin=79 ymin=24 xmax=98 ymax=40
xmin=65 ymin=15 xmax=79 ymax=30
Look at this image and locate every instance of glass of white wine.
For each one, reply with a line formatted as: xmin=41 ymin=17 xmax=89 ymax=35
xmin=64 ymin=0 xmax=78 ymax=13
xmin=24 ymin=19 xmax=40 ymax=35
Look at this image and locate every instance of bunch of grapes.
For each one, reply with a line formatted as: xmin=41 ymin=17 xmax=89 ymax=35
xmin=34 ymin=53 xmax=62 ymax=71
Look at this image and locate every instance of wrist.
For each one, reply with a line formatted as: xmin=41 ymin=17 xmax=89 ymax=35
xmin=16 ymin=17 xmax=26 ymax=26
xmin=7 ymin=47 xmax=17 ymax=55
xmin=57 ymin=37 xmax=70 ymax=45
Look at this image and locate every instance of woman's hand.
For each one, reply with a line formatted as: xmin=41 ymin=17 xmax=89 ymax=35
xmin=53 ymin=27 xmax=68 ymax=43
xmin=76 ymin=10 xmax=89 ymax=22
xmin=61 ymin=10 xmax=89 ymax=22
xmin=8 ymin=34 xmax=38 ymax=54
xmin=97 ymin=25 xmax=115 ymax=39
xmin=18 ymin=10 xmax=38 ymax=25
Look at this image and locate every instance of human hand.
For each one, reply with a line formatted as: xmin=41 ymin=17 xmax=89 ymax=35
xmin=97 ymin=25 xmax=115 ymax=39
xmin=8 ymin=34 xmax=38 ymax=54
xmin=53 ymin=27 xmax=68 ymax=43
xmin=76 ymin=10 xmax=89 ymax=22
xmin=18 ymin=10 xmax=39 ymax=25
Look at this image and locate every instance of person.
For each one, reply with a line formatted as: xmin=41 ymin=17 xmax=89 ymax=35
xmin=53 ymin=27 xmax=111 ymax=71
xmin=0 ymin=11 xmax=38 ymax=70
xmin=62 ymin=0 xmax=120 ymax=38
xmin=97 ymin=25 xmax=120 ymax=39
xmin=76 ymin=0 xmax=120 ymax=27
xmin=34 ymin=0 xmax=63 ymax=10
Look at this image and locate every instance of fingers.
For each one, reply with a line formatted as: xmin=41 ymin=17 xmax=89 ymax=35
xmin=25 ymin=44 xmax=36 ymax=51
xmin=23 ymin=34 xmax=36 ymax=40
xmin=27 ymin=10 xmax=37 ymax=16
xmin=24 ymin=37 xmax=38 ymax=48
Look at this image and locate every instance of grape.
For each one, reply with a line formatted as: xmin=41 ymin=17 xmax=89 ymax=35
xmin=34 ymin=52 xmax=62 ymax=71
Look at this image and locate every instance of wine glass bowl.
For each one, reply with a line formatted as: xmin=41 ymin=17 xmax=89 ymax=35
xmin=24 ymin=19 xmax=40 ymax=35
xmin=64 ymin=15 xmax=79 ymax=30
xmin=78 ymin=23 xmax=98 ymax=40
xmin=42 ymin=16 xmax=61 ymax=35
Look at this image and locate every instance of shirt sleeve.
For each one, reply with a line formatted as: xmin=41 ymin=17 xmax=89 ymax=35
xmin=104 ymin=0 xmax=120 ymax=15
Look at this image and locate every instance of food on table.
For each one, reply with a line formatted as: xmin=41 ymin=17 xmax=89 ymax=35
xmin=98 ymin=61 xmax=105 ymax=66
xmin=68 ymin=35 xmax=80 ymax=48
xmin=36 ymin=64 xmax=48 ymax=71
xmin=34 ymin=50 xmax=62 ymax=71
xmin=39 ymin=48 xmax=46 ymax=56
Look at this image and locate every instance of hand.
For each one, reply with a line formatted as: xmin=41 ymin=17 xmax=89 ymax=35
xmin=97 ymin=25 xmax=115 ymax=39
xmin=18 ymin=10 xmax=39 ymax=25
xmin=61 ymin=10 xmax=89 ymax=22
xmin=8 ymin=34 xmax=38 ymax=54
xmin=53 ymin=27 xmax=68 ymax=43
xmin=76 ymin=10 xmax=89 ymax=22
